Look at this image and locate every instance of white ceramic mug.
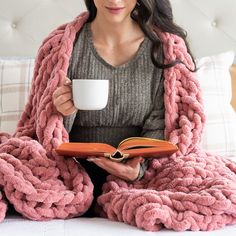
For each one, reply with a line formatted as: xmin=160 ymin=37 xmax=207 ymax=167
xmin=72 ymin=79 xmax=109 ymax=110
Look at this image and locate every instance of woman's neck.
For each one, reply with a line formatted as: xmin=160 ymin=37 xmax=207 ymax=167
xmin=90 ymin=17 xmax=144 ymax=47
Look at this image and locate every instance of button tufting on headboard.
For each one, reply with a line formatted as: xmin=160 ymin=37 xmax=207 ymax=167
xmin=11 ymin=23 xmax=17 ymax=29
xmin=211 ymin=20 xmax=217 ymax=27
xmin=0 ymin=0 xmax=235 ymax=59
xmin=171 ymin=0 xmax=236 ymax=59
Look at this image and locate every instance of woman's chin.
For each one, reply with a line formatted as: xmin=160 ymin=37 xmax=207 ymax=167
xmin=104 ymin=14 xmax=130 ymax=24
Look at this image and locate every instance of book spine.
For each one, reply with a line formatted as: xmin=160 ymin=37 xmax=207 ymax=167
xmin=104 ymin=153 xmax=130 ymax=162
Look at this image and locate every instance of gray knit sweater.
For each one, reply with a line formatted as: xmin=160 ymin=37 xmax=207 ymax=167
xmin=64 ymin=23 xmax=165 ymax=180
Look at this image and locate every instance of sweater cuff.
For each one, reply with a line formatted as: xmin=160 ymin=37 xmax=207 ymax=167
xmin=134 ymin=159 xmax=149 ymax=181
xmin=63 ymin=112 xmax=77 ymax=133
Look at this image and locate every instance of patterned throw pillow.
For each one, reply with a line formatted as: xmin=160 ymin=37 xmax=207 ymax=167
xmin=0 ymin=58 xmax=34 ymax=134
xmin=196 ymin=51 xmax=236 ymax=158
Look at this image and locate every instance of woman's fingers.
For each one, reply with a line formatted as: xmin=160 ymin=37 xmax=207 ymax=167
xmin=126 ymin=156 xmax=143 ymax=168
xmin=86 ymin=156 xmax=142 ymax=181
xmin=64 ymin=77 xmax=72 ymax=85
xmin=52 ymin=77 xmax=77 ymax=116
xmin=53 ymin=90 xmax=72 ymax=107
xmin=59 ymin=76 xmax=71 ymax=87
xmin=88 ymin=157 xmax=122 ymax=172
xmin=61 ymin=103 xmax=77 ymax=116
xmin=53 ymin=85 xmax=71 ymax=100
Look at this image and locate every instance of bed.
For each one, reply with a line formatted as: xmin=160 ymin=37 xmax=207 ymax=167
xmin=0 ymin=0 xmax=236 ymax=235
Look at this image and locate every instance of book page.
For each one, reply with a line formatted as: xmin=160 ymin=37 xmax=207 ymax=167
xmin=118 ymin=137 xmax=168 ymax=151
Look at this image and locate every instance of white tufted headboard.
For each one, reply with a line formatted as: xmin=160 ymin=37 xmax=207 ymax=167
xmin=0 ymin=0 xmax=235 ymax=60
xmin=171 ymin=0 xmax=236 ymax=60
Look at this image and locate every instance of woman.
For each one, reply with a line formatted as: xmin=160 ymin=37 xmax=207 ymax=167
xmin=52 ymin=0 xmax=195 ymax=217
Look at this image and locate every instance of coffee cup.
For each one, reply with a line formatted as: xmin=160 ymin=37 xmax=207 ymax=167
xmin=72 ymin=79 xmax=109 ymax=110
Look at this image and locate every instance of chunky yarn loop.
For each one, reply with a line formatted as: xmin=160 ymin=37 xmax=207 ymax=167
xmin=0 ymin=12 xmax=236 ymax=231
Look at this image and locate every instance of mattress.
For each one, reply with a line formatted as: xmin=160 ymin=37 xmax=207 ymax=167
xmin=1 ymin=213 xmax=236 ymax=236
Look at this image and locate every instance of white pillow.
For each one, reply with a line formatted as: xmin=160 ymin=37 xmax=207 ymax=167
xmin=0 ymin=58 xmax=34 ymax=134
xmin=196 ymin=51 xmax=236 ymax=158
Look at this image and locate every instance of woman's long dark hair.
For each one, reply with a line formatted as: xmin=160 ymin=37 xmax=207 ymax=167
xmin=84 ymin=0 xmax=196 ymax=71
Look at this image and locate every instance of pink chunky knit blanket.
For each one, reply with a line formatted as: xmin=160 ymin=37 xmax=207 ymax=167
xmin=0 ymin=11 xmax=236 ymax=231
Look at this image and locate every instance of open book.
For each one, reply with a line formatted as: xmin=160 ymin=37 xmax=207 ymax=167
xmin=55 ymin=137 xmax=178 ymax=162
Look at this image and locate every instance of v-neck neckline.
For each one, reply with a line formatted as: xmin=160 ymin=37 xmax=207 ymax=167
xmin=86 ymin=23 xmax=149 ymax=70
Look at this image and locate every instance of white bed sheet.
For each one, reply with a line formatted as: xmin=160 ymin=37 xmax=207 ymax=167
xmin=1 ymin=213 xmax=236 ymax=236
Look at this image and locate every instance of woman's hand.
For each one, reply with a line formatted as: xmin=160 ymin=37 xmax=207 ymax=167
xmin=87 ymin=156 xmax=144 ymax=181
xmin=52 ymin=77 xmax=77 ymax=116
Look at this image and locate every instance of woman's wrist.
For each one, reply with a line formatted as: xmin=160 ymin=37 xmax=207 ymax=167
xmin=124 ymin=163 xmax=141 ymax=182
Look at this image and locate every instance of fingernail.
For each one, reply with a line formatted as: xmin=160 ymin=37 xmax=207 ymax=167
xmin=64 ymin=79 xmax=71 ymax=85
xmin=88 ymin=157 xmax=98 ymax=162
